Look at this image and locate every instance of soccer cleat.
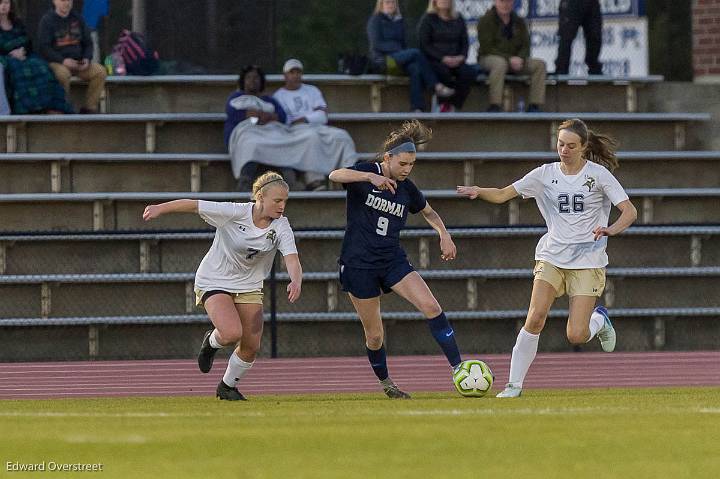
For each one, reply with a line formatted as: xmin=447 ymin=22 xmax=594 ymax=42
xmin=216 ymin=381 xmax=247 ymax=401
xmin=434 ymin=83 xmax=455 ymax=98
xmin=197 ymin=329 xmax=219 ymax=373
xmin=594 ymin=306 xmax=616 ymax=352
xmin=496 ymin=384 xmax=522 ymax=398
xmin=380 ymin=378 xmax=411 ymax=399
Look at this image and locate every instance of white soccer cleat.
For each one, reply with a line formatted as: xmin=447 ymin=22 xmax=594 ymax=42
xmin=594 ymin=306 xmax=616 ymax=352
xmin=496 ymin=383 xmax=522 ymax=398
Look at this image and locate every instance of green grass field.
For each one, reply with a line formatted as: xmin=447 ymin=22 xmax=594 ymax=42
xmin=2 ymin=388 xmax=719 ymax=478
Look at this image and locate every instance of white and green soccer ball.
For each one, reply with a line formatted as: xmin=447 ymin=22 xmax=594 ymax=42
xmin=452 ymin=359 xmax=494 ymax=397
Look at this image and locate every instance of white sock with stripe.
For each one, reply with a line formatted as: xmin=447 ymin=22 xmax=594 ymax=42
xmin=507 ymin=328 xmax=540 ymax=388
xmin=587 ymin=310 xmax=605 ymax=341
xmin=222 ymin=353 xmax=254 ymax=388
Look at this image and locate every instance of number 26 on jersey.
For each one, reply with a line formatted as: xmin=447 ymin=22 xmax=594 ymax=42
xmin=558 ymin=194 xmax=584 ymax=213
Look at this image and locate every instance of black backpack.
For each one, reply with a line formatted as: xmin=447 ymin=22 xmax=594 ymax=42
xmin=337 ymin=53 xmax=368 ymax=76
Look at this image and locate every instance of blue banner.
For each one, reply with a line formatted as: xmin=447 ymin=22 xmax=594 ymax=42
xmin=457 ymin=0 xmax=644 ymax=22
xmin=530 ymin=0 xmax=642 ymax=19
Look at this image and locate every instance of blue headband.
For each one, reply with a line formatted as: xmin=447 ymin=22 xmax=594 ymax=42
xmin=387 ymin=141 xmax=416 ymax=155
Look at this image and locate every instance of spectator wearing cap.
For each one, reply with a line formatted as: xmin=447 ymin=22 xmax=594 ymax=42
xmin=273 ymin=58 xmax=358 ymax=191
xmin=224 ymin=65 xmax=298 ymax=191
xmin=273 ymin=59 xmax=327 ymax=125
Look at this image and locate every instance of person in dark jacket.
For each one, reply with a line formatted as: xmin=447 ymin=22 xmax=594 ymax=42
xmin=0 ymin=0 xmax=73 ymax=114
xmin=555 ymin=0 xmax=603 ymax=75
xmin=224 ymin=65 xmax=294 ymax=191
xmin=38 ymin=0 xmax=106 ymax=113
xmin=477 ymin=0 xmax=546 ymax=112
xmin=417 ymin=0 xmax=477 ymax=112
xmin=367 ymin=0 xmax=454 ymax=112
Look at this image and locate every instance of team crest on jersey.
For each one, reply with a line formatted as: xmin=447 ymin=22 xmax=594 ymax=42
xmin=583 ymin=176 xmax=596 ymax=192
xmin=266 ymin=230 xmax=277 ymax=243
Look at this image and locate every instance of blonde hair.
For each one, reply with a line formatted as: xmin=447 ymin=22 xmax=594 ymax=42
xmin=373 ymin=0 xmax=400 ymax=15
xmin=252 ymin=171 xmax=289 ymax=200
xmin=558 ymin=119 xmax=619 ymax=172
xmin=426 ymin=0 xmax=458 ymax=18
xmin=376 ymin=120 xmax=433 ymax=161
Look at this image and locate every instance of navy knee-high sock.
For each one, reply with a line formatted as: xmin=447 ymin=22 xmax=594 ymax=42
xmin=427 ymin=312 xmax=462 ymax=368
xmin=366 ymin=345 xmax=389 ymax=381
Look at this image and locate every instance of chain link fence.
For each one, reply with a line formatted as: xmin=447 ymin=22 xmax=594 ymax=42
xmin=1 ymin=227 xmax=719 ymax=361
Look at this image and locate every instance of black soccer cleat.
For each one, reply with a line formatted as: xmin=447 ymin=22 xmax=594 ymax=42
xmin=380 ymin=378 xmax=411 ymax=399
xmin=216 ymin=381 xmax=247 ymax=401
xmin=197 ymin=329 xmax=219 ymax=373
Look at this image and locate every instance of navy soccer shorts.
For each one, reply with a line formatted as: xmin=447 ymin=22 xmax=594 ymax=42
xmin=338 ymin=259 xmax=415 ymax=299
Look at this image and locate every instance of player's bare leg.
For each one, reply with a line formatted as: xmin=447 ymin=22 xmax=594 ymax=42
xmin=350 ymin=294 xmax=411 ymax=399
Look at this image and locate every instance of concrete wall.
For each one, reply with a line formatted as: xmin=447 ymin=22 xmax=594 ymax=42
xmin=643 ymin=81 xmax=720 ymax=150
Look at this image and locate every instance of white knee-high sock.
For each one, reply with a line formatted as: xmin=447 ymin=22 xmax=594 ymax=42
xmin=209 ymin=329 xmax=224 ymax=349
xmin=508 ymin=328 xmax=540 ymax=388
xmin=222 ymin=353 xmax=253 ymax=387
xmin=587 ymin=310 xmax=605 ymax=341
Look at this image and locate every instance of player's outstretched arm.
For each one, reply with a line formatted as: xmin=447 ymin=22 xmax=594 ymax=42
xmin=456 ymin=185 xmax=518 ymax=204
xmin=284 ymin=253 xmax=303 ymax=303
xmin=592 ymin=199 xmax=637 ymax=240
xmin=420 ymin=203 xmax=456 ymax=261
xmin=329 ymin=168 xmax=397 ymax=193
xmin=143 ymin=199 xmax=199 ymax=221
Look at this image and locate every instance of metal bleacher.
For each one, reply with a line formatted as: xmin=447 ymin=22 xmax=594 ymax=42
xmin=0 ymin=111 xmax=708 ymax=154
xmin=88 ymin=74 xmax=665 ymax=114
xmin=1 ymin=73 xmax=718 ymax=361
xmin=0 ymin=188 xmax=718 ymax=231
xmin=2 ymin=150 xmax=720 ymax=194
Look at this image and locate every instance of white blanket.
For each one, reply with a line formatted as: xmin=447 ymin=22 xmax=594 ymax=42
xmin=228 ymin=119 xmax=358 ymax=179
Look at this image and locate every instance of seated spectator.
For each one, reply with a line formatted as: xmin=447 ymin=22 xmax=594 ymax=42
xmin=227 ymin=61 xmax=357 ymax=192
xmin=367 ymin=0 xmax=454 ymax=112
xmin=0 ymin=63 xmax=9 ymax=114
xmin=417 ymin=0 xmax=476 ymax=112
xmin=38 ymin=0 xmax=107 ymax=113
xmin=224 ymin=65 xmax=298 ymax=191
xmin=273 ymin=58 xmax=358 ymax=191
xmin=477 ymin=0 xmax=546 ymax=112
xmin=0 ymin=0 xmax=73 ymax=114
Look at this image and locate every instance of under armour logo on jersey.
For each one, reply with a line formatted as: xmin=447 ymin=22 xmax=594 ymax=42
xmin=238 ymin=225 xmax=247 ymax=232
xmin=551 ymin=179 xmax=558 ymax=184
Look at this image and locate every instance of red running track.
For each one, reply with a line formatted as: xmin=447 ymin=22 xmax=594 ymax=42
xmin=1 ymin=351 xmax=719 ymax=400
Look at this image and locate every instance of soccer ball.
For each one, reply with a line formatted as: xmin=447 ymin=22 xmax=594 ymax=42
xmin=453 ymin=360 xmax=494 ymax=397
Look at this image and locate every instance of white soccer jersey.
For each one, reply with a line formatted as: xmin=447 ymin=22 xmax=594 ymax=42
xmin=512 ymin=161 xmax=629 ymax=268
xmin=194 ymin=201 xmax=297 ymax=292
xmin=273 ymin=84 xmax=327 ymax=124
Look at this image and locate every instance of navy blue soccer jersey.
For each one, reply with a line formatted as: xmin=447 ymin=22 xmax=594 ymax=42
xmin=339 ymin=161 xmax=427 ymax=268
